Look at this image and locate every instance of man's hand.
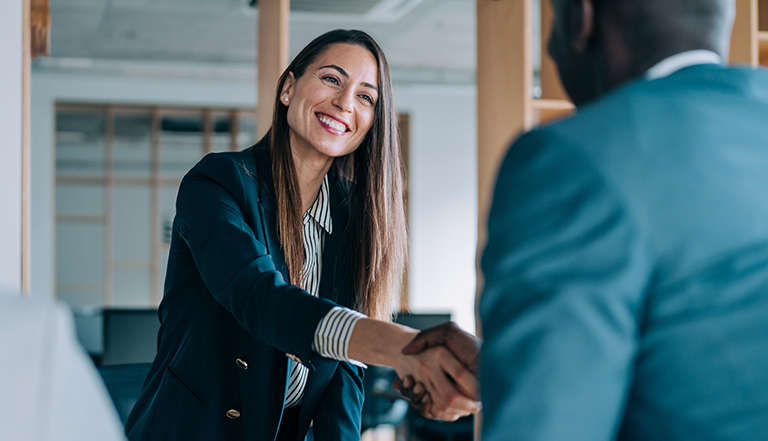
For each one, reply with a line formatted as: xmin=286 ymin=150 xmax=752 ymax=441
xmin=392 ymin=322 xmax=483 ymax=419
xmin=347 ymin=318 xmax=480 ymax=421
xmin=402 ymin=322 xmax=482 ymax=374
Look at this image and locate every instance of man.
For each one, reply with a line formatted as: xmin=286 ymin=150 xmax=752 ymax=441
xmin=400 ymin=0 xmax=768 ymax=437
xmin=478 ymin=0 xmax=768 ymax=440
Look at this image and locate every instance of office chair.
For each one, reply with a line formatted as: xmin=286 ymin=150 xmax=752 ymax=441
xmin=101 ymin=309 xmax=160 ymax=366
xmin=96 ymin=309 xmax=159 ymax=425
xmin=361 ymin=365 xmax=410 ymax=432
xmin=98 ymin=362 xmax=152 ymax=425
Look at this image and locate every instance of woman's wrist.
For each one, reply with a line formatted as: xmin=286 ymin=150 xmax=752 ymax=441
xmin=347 ymin=318 xmax=418 ymax=367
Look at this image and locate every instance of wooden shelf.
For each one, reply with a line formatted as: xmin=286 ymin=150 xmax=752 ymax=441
xmin=760 ymin=31 xmax=768 ymax=66
xmin=532 ymin=99 xmax=575 ymax=125
xmin=532 ymin=99 xmax=574 ymax=111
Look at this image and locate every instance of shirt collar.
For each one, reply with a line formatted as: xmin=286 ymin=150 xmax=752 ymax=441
xmin=645 ymin=50 xmax=723 ymax=80
xmin=304 ymin=174 xmax=333 ymax=235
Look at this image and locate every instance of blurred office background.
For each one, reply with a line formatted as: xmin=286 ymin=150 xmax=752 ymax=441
xmin=4 ymin=0 xmax=765 ymax=439
xmin=4 ymin=1 xmax=501 ymax=439
xmin=31 ymin=0 xmax=493 ymax=335
xmin=39 ymin=4 xmax=490 ymax=436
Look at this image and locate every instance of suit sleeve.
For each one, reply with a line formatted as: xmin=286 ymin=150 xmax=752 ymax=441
xmin=310 ymin=362 xmax=365 ymax=441
xmin=478 ymin=130 xmax=654 ymax=441
xmin=175 ymin=153 xmax=338 ymax=363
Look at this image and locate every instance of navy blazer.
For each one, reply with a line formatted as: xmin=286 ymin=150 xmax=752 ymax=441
xmin=480 ymin=64 xmax=768 ymax=441
xmin=125 ymin=145 xmax=365 ymax=441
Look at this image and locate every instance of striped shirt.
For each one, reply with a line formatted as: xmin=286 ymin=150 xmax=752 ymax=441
xmin=284 ymin=174 xmax=367 ymax=409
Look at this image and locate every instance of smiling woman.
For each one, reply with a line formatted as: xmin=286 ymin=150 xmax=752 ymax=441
xmin=123 ymin=29 xmax=480 ymax=441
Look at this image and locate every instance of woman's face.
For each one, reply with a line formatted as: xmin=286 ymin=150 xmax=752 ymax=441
xmin=282 ymin=43 xmax=379 ymax=164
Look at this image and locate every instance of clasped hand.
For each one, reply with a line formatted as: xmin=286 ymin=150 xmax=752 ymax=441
xmin=389 ymin=322 xmax=482 ymax=421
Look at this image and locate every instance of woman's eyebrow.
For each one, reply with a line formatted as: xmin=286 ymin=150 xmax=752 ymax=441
xmin=319 ymin=64 xmax=379 ymax=93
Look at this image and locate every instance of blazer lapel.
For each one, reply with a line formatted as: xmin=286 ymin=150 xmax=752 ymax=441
xmin=250 ymin=146 xmax=289 ymax=280
xmin=319 ymin=175 xmax=353 ymax=308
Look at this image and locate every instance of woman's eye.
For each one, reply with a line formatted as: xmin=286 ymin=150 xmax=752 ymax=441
xmin=359 ymin=94 xmax=374 ymax=105
xmin=322 ymin=75 xmax=340 ymax=85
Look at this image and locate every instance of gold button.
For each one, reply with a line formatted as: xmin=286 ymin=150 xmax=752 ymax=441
xmin=235 ymin=358 xmax=248 ymax=370
xmin=286 ymin=353 xmax=302 ymax=364
xmin=226 ymin=409 xmax=241 ymax=419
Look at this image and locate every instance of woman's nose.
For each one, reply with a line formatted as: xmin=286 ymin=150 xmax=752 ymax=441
xmin=333 ymin=87 xmax=355 ymax=112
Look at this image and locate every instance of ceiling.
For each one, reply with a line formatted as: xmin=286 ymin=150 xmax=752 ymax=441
xmin=40 ymin=0 xmax=480 ymax=84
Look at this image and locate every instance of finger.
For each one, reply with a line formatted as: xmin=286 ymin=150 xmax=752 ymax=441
xmin=437 ymin=348 xmax=479 ymax=400
xmin=391 ymin=378 xmax=402 ymax=391
xmin=445 ymin=328 xmax=481 ymax=373
xmin=426 ymin=350 xmax=481 ymax=419
xmin=401 ymin=323 xmax=452 ymax=355
xmin=418 ymin=393 xmax=435 ymax=419
xmin=400 ymin=333 xmax=431 ymax=355
xmin=411 ymin=382 xmax=426 ymax=404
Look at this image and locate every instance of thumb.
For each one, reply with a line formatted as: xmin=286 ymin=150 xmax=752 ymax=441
xmin=401 ymin=332 xmax=434 ymax=355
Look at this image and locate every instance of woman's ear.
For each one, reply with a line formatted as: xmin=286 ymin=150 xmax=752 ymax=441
xmin=280 ymin=72 xmax=295 ymax=105
xmin=571 ymin=0 xmax=595 ymax=54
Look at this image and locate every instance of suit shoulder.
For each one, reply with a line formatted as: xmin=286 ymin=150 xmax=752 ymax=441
xmin=192 ymin=150 xmax=258 ymax=178
xmin=181 ymin=150 xmax=264 ymax=192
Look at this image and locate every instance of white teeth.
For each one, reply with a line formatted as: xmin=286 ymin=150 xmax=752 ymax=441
xmin=319 ymin=115 xmax=346 ymax=132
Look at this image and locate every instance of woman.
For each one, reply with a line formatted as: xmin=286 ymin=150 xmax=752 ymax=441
xmin=125 ymin=29 xmax=478 ymax=441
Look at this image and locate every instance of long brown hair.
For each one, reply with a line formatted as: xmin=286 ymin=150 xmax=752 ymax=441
xmin=261 ymin=29 xmax=406 ymax=321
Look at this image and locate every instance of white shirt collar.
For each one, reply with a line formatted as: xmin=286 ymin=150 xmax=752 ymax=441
xmin=644 ymin=50 xmax=723 ymax=80
xmin=304 ymin=174 xmax=333 ymax=235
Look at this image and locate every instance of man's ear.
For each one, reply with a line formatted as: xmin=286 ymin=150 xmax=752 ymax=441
xmin=571 ymin=0 xmax=595 ymax=54
xmin=280 ymin=72 xmax=295 ymax=105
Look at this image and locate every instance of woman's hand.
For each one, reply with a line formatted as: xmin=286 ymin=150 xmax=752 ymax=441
xmin=392 ymin=321 xmax=484 ymax=419
xmin=392 ymin=376 xmax=433 ymax=418
xmin=347 ymin=318 xmax=481 ymax=421
xmin=390 ymin=346 xmax=479 ymax=420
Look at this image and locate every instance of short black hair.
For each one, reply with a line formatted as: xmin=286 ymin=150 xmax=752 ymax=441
xmin=598 ymin=0 xmax=733 ymax=57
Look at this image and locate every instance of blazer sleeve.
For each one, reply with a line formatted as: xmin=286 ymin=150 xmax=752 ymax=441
xmin=310 ymin=361 xmax=365 ymax=441
xmin=174 ymin=152 xmax=338 ymax=364
xmin=478 ymin=130 xmax=654 ymax=441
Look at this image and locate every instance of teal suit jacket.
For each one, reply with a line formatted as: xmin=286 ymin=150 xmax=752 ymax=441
xmin=125 ymin=145 xmax=364 ymax=441
xmin=479 ymin=64 xmax=768 ymax=441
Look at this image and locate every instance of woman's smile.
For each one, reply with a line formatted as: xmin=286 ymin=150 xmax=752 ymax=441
xmin=316 ymin=112 xmax=349 ymax=135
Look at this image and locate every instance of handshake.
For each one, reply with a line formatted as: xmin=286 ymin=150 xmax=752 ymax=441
xmin=390 ymin=322 xmax=483 ymax=422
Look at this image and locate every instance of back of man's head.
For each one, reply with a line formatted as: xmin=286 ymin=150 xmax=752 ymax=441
xmin=601 ymin=0 xmax=734 ymax=61
xmin=549 ymin=0 xmax=735 ymax=105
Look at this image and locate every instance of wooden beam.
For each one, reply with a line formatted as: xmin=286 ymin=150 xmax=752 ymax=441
xmin=256 ymin=0 xmax=290 ymax=140
xmin=150 ymin=108 xmax=161 ymax=307
xmin=539 ymin=0 xmax=568 ymax=101
xmin=30 ymin=0 xmax=50 ymax=58
xmin=230 ymin=109 xmax=240 ymax=151
xmin=104 ymin=107 xmax=115 ymax=307
xmin=22 ymin=0 xmax=31 ymax=296
xmin=477 ymin=0 xmax=532 ymax=243
xmin=475 ymin=1 xmax=533 ymax=434
xmin=730 ymin=0 xmax=759 ymax=66
xmin=203 ymin=109 xmax=213 ymax=155
xmin=398 ymin=113 xmax=410 ymax=313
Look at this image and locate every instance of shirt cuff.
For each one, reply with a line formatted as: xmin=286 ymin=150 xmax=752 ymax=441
xmin=312 ymin=307 xmax=368 ymax=368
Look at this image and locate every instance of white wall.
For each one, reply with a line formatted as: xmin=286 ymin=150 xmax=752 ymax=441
xmin=0 ymin=0 xmax=23 ymax=295
xmin=396 ymin=84 xmax=478 ymax=332
xmin=31 ymin=69 xmax=478 ymax=331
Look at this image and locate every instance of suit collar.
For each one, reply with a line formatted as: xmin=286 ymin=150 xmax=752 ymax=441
xmin=645 ymin=50 xmax=723 ymax=80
